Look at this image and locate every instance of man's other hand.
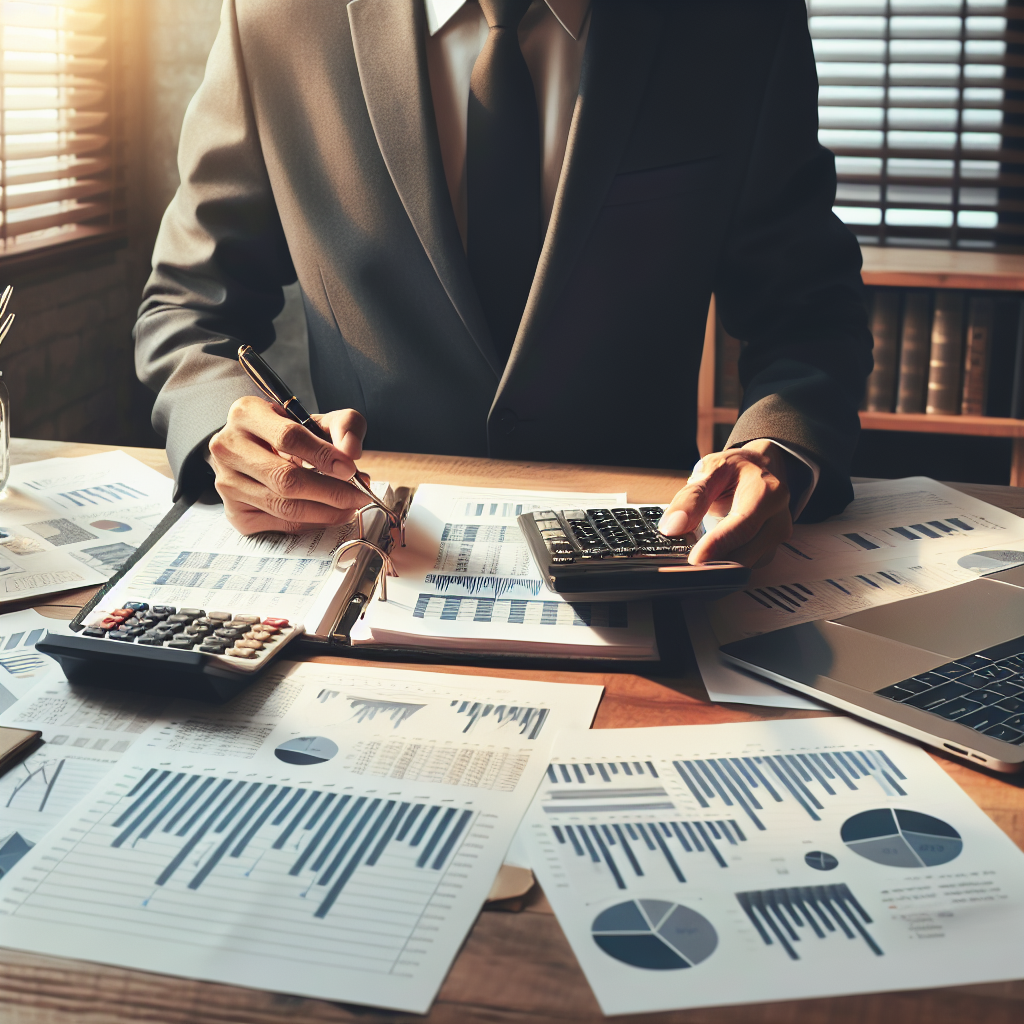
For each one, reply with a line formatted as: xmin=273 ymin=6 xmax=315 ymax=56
xmin=208 ymin=397 xmax=370 ymax=535
xmin=658 ymin=440 xmax=794 ymax=568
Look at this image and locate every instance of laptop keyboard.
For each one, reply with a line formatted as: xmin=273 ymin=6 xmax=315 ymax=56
xmin=877 ymin=635 xmax=1024 ymax=745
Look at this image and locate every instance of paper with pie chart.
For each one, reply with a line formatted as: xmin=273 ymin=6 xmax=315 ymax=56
xmin=519 ymin=716 xmax=1024 ymax=1015
xmin=0 ymin=661 xmax=602 ymax=1014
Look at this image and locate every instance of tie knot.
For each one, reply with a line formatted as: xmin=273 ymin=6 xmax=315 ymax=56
xmin=478 ymin=0 xmax=532 ymax=30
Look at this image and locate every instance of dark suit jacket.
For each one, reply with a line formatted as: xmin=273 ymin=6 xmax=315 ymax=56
xmin=135 ymin=0 xmax=872 ymax=519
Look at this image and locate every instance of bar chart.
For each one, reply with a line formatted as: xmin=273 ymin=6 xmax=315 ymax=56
xmin=736 ymin=884 xmax=883 ymax=961
xmin=670 ymin=747 xmax=908 ymax=828
xmin=109 ymin=767 xmax=476 ymax=921
xmin=552 ymin=815 xmax=749 ymax=887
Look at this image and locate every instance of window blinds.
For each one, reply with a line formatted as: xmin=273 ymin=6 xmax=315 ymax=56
xmin=811 ymin=0 xmax=1024 ymax=250
xmin=0 ymin=0 xmax=117 ymax=259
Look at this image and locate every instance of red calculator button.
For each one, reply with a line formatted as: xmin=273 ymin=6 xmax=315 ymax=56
xmin=262 ymin=617 xmax=289 ymax=629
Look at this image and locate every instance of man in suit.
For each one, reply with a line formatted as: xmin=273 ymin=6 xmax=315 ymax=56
xmin=135 ymin=0 xmax=872 ymax=566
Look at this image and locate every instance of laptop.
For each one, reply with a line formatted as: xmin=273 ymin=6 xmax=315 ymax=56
xmin=719 ymin=564 xmax=1024 ymax=773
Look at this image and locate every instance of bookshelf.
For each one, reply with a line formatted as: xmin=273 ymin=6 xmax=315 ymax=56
xmin=696 ymin=247 xmax=1024 ymax=487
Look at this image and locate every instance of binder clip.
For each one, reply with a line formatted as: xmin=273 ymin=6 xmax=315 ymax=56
xmin=333 ymin=538 xmax=398 ymax=602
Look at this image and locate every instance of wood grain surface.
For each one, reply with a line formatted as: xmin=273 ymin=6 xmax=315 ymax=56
xmin=3 ymin=439 xmax=1023 ymax=1024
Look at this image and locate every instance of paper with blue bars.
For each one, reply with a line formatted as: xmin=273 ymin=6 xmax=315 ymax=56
xmin=0 ymin=661 xmax=602 ymax=1013
xmin=519 ymin=716 xmax=1024 ymax=1015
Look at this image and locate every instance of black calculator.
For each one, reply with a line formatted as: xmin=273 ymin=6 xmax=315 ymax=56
xmin=37 ymin=603 xmax=303 ymax=702
xmin=518 ymin=506 xmax=749 ymax=602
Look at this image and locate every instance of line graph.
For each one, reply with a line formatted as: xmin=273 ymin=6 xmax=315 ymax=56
xmin=424 ymin=574 xmax=544 ymax=598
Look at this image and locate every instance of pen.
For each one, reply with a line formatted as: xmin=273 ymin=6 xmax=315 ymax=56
xmin=237 ymin=344 xmax=397 ymax=525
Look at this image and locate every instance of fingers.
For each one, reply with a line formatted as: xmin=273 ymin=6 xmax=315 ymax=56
xmin=687 ymin=457 xmax=792 ymax=567
xmin=315 ymin=408 xmax=367 ymax=463
xmin=209 ymin=397 xmax=371 ymax=535
xmin=225 ymin=396 xmax=357 ymax=480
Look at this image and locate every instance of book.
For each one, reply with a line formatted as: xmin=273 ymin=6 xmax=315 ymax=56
xmin=714 ymin=319 xmax=743 ymax=409
xmin=1013 ymin=297 xmax=1024 ymax=419
xmin=926 ymin=290 xmax=965 ymax=415
xmin=895 ymin=290 xmax=933 ymax=415
xmin=865 ymin=288 xmax=901 ymax=413
xmin=960 ymin=294 xmax=994 ymax=416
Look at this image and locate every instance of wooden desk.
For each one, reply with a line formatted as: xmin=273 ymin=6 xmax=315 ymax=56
xmin=5 ymin=439 xmax=1024 ymax=1024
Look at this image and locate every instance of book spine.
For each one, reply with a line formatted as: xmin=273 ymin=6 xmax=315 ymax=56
xmin=960 ymin=294 xmax=994 ymax=416
xmin=895 ymin=290 xmax=933 ymax=415
xmin=1012 ymin=298 xmax=1024 ymax=419
xmin=926 ymin=290 xmax=965 ymax=415
xmin=865 ymin=289 xmax=901 ymax=413
xmin=714 ymin=320 xmax=743 ymax=409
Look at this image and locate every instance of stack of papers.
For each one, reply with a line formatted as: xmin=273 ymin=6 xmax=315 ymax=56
xmin=354 ymin=484 xmax=659 ymax=659
xmin=0 ymin=451 xmax=173 ymax=603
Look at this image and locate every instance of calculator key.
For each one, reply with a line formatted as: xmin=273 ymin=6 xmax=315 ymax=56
xmin=186 ymin=624 xmax=213 ymax=636
xmin=232 ymin=615 xmax=261 ymax=625
xmin=124 ymin=601 xmax=149 ymax=611
xmin=152 ymin=605 xmax=176 ymax=616
xmin=168 ymin=637 xmax=198 ymax=649
xmin=235 ymin=639 xmax=263 ymax=650
xmin=982 ymin=724 xmax=1024 ymax=744
xmin=137 ymin=636 xmax=164 ymax=646
xmin=99 ymin=617 xmax=122 ymax=630
xmin=167 ymin=614 xmax=192 ymax=626
xmin=244 ymin=630 xmax=276 ymax=642
xmin=107 ymin=631 xmax=135 ymax=642
xmin=179 ymin=608 xmax=205 ymax=618
xmin=262 ymin=618 xmax=289 ymax=629
xmin=111 ymin=609 xmax=133 ymax=618
xmin=82 ymin=627 xmax=107 ymax=638
xmin=199 ymin=641 xmax=230 ymax=654
xmin=215 ymin=627 xmax=246 ymax=640
xmin=123 ymin=616 xmax=143 ymax=627
xmin=226 ymin=646 xmax=257 ymax=659
xmin=207 ymin=611 xmax=232 ymax=621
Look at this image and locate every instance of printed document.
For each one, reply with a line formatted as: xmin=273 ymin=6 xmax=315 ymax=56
xmin=355 ymin=484 xmax=659 ymax=659
xmin=0 ymin=661 xmax=602 ymax=1013
xmin=693 ymin=477 xmax=1024 ymax=707
xmin=519 ymin=717 xmax=1024 ymax=1015
xmin=0 ymin=451 xmax=173 ymax=602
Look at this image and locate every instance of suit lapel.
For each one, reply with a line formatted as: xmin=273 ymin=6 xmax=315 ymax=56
xmin=495 ymin=0 xmax=667 ymax=397
xmin=347 ymin=0 xmax=502 ymax=378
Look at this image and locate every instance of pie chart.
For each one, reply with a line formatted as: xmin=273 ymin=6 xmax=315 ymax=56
xmin=591 ymin=899 xmax=717 ymax=971
xmin=841 ymin=808 xmax=962 ymax=868
xmin=274 ymin=735 xmax=339 ymax=765
xmin=805 ymin=850 xmax=838 ymax=871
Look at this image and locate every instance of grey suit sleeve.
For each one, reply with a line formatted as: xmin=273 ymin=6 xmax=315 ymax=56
xmin=715 ymin=0 xmax=872 ymax=523
xmin=134 ymin=0 xmax=296 ymax=498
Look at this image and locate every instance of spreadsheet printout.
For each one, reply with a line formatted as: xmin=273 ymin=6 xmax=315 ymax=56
xmin=0 ymin=661 xmax=602 ymax=1013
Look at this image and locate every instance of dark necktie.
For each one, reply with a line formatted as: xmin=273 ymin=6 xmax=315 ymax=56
xmin=467 ymin=0 xmax=542 ymax=360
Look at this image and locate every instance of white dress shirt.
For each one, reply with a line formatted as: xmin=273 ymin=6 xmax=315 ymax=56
xmin=421 ymin=0 xmax=819 ymax=516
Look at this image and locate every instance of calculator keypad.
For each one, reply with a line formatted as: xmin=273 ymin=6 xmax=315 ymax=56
xmin=531 ymin=507 xmax=692 ymax=563
xmin=81 ymin=602 xmax=300 ymax=672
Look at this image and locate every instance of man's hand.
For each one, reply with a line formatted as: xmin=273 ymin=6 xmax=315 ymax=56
xmin=658 ymin=440 xmax=794 ymax=567
xmin=208 ymin=397 xmax=370 ymax=535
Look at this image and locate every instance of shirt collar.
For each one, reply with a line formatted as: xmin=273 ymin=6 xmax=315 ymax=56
xmin=424 ymin=0 xmax=590 ymax=40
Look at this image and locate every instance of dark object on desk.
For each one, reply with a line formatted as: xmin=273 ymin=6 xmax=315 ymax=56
xmin=0 ymin=726 xmax=41 ymax=775
xmin=721 ymin=564 xmax=1024 ymax=774
xmin=519 ymin=506 xmax=749 ymax=602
